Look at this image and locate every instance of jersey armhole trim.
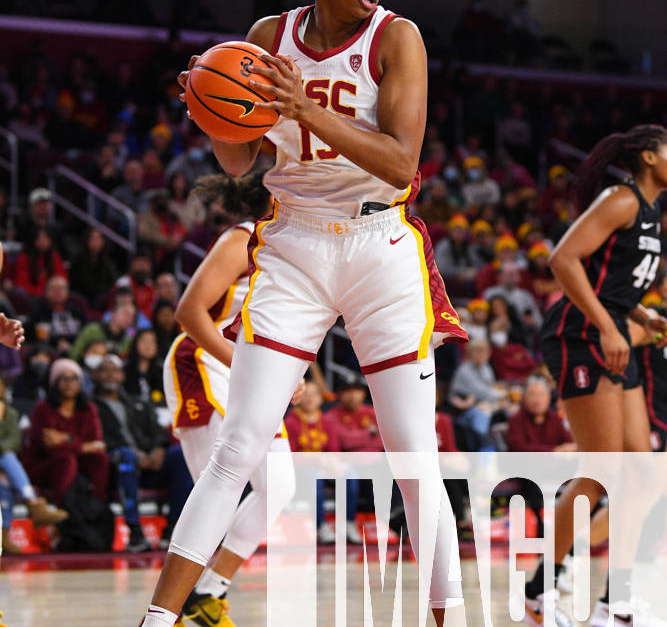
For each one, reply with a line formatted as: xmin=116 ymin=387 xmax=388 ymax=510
xmin=271 ymin=12 xmax=289 ymax=55
xmin=369 ymin=12 xmax=398 ymax=86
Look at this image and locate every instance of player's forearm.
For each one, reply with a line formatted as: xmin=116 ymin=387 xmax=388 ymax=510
xmin=211 ymin=137 xmax=263 ymax=177
xmin=550 ymin=252 xmax=617 ymax=334
xmin=175 ymin=307 xmax=234 ymax=367
xmin=298 ymin=102 xmax=417 ymax=190
xmin=628 ymin=304 xmax=656 ymax=327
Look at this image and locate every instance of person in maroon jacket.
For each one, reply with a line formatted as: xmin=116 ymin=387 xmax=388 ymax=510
xmin=285 ymin=381 xmax=342 ymax=545
xmin=506 ymin=376 xmax=575 ymax=453
xmin=24 ymin=358 xmax=109 ymax=504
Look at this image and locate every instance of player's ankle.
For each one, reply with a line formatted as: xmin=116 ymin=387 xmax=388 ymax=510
xmin=141 ymin=605 xmax=178 ymax=626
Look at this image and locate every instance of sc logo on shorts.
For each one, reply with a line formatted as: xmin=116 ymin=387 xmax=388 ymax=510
xmin=186 ymin=398 xmax=200 ymax=420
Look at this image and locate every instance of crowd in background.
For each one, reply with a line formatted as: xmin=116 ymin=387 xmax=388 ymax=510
xmin=0 ymin=11 xmax=666 ymax=553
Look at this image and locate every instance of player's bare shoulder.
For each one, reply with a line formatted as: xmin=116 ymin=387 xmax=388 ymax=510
xmin=375 ymin=17 xmax=426 ymax=80
xmin=246 ymin=15 xmax=282 ymax=50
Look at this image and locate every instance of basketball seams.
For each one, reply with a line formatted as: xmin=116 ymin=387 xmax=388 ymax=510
xmin=192 ymin=64 xmax=271 ymax=103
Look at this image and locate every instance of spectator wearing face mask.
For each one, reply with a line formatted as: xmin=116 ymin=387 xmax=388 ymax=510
xmin=69 ymin=301 xmax=136 ymax=361
xmin=461 ymin=156 xmax=501 ymax=208
xmin=165 ymin=136 xmax=215 ymax=185
xmin=115 ymin=254 xmax=155 ymax=319
xmin=79 ymin=339 xmax=109 ymax=397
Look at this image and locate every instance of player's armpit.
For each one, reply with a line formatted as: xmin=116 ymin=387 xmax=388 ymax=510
xmin=551 ymin=186 xmax=639 ymax=266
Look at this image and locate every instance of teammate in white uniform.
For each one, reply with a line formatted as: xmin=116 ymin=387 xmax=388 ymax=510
xmin=163 ymin=173 xmax=296 ymax=627
xmin=142 ymin=3 xmax=468 ymax=626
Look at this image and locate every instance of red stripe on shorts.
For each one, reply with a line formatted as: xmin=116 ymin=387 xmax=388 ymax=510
xmin=361 ymin=351 xmax=419 ymax=375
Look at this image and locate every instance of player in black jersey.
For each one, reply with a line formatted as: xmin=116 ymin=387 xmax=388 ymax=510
xmin=524 ymin=125 xmax=667 ymax=626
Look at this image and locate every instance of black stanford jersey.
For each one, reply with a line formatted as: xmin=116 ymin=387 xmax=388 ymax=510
xmin=543 ymin=181 xmax=661 ymax=342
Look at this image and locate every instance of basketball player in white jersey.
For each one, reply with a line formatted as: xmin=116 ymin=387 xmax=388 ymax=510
xmin=141 ymin=2 xmax=468 ymax=626
xmin=163 ymin=173 xmax=297 ymax=627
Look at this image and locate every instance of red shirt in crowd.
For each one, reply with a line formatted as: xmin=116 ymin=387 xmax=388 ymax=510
xmin=505 ymin=408 xmax=573 ymax=453
xmin=23 ymin=399 xmax=104 ymax=464
xmin=435 ymin=412 xmax=459 ymax=452
xmin=325 ymin=403 xmax=383 ymax=452
xmin=284 ymin=409 xmax=340 ymax=453
xmin=13 ymin=250 xmax=67 ymax=296
xmin=116 ymin=276 xmax=156 ymax=319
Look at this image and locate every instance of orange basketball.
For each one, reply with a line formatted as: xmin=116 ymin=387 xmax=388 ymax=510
xmin=185 ymin=41 xmax=278 ymax=143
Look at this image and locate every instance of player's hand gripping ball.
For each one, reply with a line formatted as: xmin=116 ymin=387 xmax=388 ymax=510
xmin=183 ymin=42 xmax=279 ymax=143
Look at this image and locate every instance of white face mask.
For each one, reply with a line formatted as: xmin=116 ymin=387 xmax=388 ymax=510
xmin=84 ymin=354 xmax=104 ymax=371
xmin=490 ymin=330 xmax=508 ymax=347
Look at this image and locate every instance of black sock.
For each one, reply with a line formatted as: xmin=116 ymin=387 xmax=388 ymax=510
xmin=526 ymin=559 xmax=565 ymax=600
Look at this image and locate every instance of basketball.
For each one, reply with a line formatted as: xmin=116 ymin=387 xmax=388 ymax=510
xmin=185 ymin=41 xmax=279 ymax=144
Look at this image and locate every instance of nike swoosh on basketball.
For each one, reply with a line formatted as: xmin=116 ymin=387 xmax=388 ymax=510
xmin=420 ymin=372 xmax=434 ymax=380
xmin=205 ymin=94 xmax=255 ymax=116
xmin=390 ymin=233 xmax=407 ymax=245
xmin=641 ymin=222 xmax=655 ymax=230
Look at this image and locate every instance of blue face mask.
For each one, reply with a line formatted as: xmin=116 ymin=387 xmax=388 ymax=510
xmin=189 ymin=148 xmax=204 ymax=161
xmin=467 ymin=168 xmax=483 ymax=181
xmin=444 ymin=166 xmax=459 ymax=181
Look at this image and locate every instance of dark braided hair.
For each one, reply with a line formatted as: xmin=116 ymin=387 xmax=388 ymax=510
xmin=576 ymin=124 xmax=667 ymax=211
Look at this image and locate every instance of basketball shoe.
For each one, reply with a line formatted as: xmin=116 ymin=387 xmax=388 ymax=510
xmin=183 ymin=591 xmax=235 ymax=627
xmin=524 ymin=590 xmax=573 ymax=626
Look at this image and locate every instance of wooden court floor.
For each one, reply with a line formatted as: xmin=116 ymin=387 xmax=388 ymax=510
xmin=0 ymin=553 xmax=610 ymax=627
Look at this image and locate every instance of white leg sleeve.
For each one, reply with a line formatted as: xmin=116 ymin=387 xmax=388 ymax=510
xmin=178 ymin=416 xmax=223 ymax=481
xmin=223 ymin=437 xmax=295 ymax=559
xmin=169 ymin=334 xmax=308 ymax=566
xmin=365 ymin=350 xmax=463 ymax=609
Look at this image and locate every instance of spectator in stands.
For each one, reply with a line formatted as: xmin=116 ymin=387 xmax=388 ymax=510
xmin=448 ymin=337 xmax=504 ymax=451
xmin=0 ymin=374 xmax=68 ymax=553
xmin=487 ymin=294 xmax=526 ymax=347
xmin=152 ymin=300 xmax=179 ymax=361
xmin=469 ymin=219 xmax=495 ymax=265
xmin=506 ymin=376 xmax=575 ymax=452
xmin=526 ymin=240 xmax=559 ymax=309
xmin=15 ymin=188 xmax=61 ymax=247
xmin=43 ymin=90 xmax=93 ymax=151
xmin=92 ymin=354 xmax=169 ymax=552
xmin=123 ymin=329 xmax=164 ymax=403
xmin=497 ymin=101 xmax=533 ymax=167
xmin=490 ymin=150 xmax=536 ymax=191
xmin=115 ymin=254 xmax=155 ymax=319
xmin=79 ymin=339 xmax=109 ymax=397
xmin=167 ymin=172 xmax=202 ymax=230
xmin=484 ymin=261 xmax=543 ymax=331
xmin=13 ymin=227 xmax=67 ymax=297
xmin=181 ymin=174 xmax=237 ymax=274
xmin=138 ymin=190 xmax=186 ymax=270
xmin=69 ymin=228 xmax=118 ymax=308
xmin=165 ymin=135 xmax=215 ymax=185
xmin=24 ymin=359 xmax=109 ymax=505
xmin=154 ymin=272 xmax=180 ymax=307
xmin=285 ymin=381 xmax=340 ymax=544
xmin=27 ymin=276 xmax=88 ymax=353
xmin=141 ymin=148 xmax=166 ymax=190
xmin=466 ymin=298 xmax=490 ymax=341
xmin=420 ymin=139 xmax=447 ymax=181
xmin=69 ymin=300 xmax=135 ymax=361
xmin=434 ymin=214 xmax=479 ymax=295
xmin=12 ymin=343 xmax=54 ymax=411
xmin=148 ymin=123 xmax=176 ymax=167
xmin=89 ymin=144 xmax=122 ymax=193
xmin=111 ymin=158 xmax=148 ymax=214
xmin=539 ymin=165 xmax=573 ymax=228
xmin=475 ymin=234 xmax=524 ymax=294
xmin=461 ymin=156 xmax=501 ymax=208
xmin=103 ymin=286 xmax=151 ymax=332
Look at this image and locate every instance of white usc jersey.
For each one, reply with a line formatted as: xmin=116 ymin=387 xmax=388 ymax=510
xmin=264 ymin=5 xmax=408 ymax=218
